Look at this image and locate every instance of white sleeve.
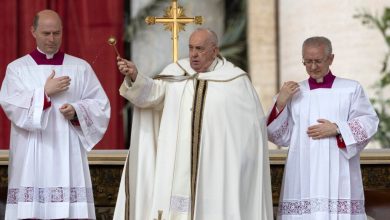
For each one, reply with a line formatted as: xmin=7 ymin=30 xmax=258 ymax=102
xmin=267 ymin=101 xmax=293 ymax=147
xmin=0 ymin=66 xmax=50 ymax=131
xmin=119 ymin=73 xmax=166 ymax=109
xmin=71 ymin=64 xmax=111 ymax=151
xmin=336 ymin=83 xmax=379 ymax=159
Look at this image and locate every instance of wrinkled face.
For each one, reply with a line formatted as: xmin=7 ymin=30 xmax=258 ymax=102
xmin=31 ymin=14 xmax=62 ymax=55
xmin=189 ymin=31 xmax=219 ymax=72
xmin=302 ymin=44 xmax=334 ymax=80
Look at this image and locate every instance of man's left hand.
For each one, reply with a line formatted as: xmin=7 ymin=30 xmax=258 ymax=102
xmin=59 ymin=104 xmax=76 ymax=120
xmin=307 ymin=119 xmax=338 ymax=139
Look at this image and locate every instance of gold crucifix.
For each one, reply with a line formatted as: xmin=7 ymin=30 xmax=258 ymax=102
xmin=145 ymin=0 xmax=203 ymax=62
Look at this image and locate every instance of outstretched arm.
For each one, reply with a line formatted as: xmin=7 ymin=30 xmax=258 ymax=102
xmin=117 ymin=57 xmax=138 ymax=82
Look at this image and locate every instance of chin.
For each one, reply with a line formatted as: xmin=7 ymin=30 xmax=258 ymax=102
xmin=191 ymin=65 xmax=200 ymax=71
xmin=310 ymin=74 xmax=321 ymax=79
xmin=46 ymin=47 xmax=58 ymax=53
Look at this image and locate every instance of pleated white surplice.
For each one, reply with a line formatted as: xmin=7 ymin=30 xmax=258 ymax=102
xmin=268 ymin=77 xmax=379 ymax=220
xmin=0 ymin=54 xmax=110 ymax=219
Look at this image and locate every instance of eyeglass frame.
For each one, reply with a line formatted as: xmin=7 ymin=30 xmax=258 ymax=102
xmin=302 ymin=55 xmax=330 ymax=66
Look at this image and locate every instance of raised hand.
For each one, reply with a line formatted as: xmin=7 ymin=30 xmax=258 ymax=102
xmin=44 ymin=70 xmax=71 ymax=96
xmin=117 ymin=56 xmax=138 ymax=81
xmin=276 ymin=81 xmax=300 ymax=110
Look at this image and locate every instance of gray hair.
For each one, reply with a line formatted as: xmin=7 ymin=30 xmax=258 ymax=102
xmin=193 ymin=28 xmax=219 ymax=46
xmin=302 ymin=36 xmax=332 ymax=56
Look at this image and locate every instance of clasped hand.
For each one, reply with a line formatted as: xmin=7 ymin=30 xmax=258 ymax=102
xmin=307 ymin=119 xmax=338 ymax=139
xmin=59 ymin=103 xmax=76 ymax=120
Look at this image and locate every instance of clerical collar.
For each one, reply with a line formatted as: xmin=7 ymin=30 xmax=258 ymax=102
xmin=308 ymin=71 xmax=335 ymax=90
xmin=30 ymin=48 xmax=65 ymax=65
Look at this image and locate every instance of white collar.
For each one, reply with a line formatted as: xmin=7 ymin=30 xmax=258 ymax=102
xmin=37 ymin=47 xmax=57 ymax=59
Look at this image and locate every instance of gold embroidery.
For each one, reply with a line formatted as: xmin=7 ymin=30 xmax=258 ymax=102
xmin=190 ymin=79 xmax=208 ymax=219
xmin=124 ymin=157 xmax=130 ymax=220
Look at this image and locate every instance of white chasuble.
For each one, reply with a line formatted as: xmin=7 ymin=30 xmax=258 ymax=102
xmin=267 ymin=78 xmax=379 ymax=220
xmin=114 ymin=57 xmax=273 ymax=220
xmin=0 ymin=54 xmax=110 ymax=219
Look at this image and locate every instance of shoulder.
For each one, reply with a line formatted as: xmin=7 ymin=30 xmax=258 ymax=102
xmin=335 ymin=76 xmax=359 ymax=84
xmin=63 ymin=53 xmax=91 ymax=67
xmin=297 ymin=79 xmax=309 ymax=90
xmin=221 ymin=59 xmax=246 ymax=74
xmin=7 ymin=54 xmax=33 ymax=69
xmin=160 ymin=58 xmax=192 ymax=76
xmin=334 ymin=76 xmax=362 ymax=89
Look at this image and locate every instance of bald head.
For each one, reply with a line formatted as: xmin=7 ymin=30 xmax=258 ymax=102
xmin=33 ymin=10 xmax=62 ymax=31
xmin=31 ymin=10 xmax=63 ymax=55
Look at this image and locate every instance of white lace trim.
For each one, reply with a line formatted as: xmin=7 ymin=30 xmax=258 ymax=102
xmin=269 ymin=120 xmax=289 ymax=143
xmin=7 ymin=187 xmax=94 ymax=204
xmin=348 ymin=119 xmax=369 ymax=144
xmin=279 ymin=198 xmax=365 ymax=215
xmin=170 ymin=195 xmax=190 ymax=213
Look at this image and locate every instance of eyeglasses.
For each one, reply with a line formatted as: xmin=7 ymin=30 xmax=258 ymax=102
xmin=302 ymin=57 xmax=328 ymax=66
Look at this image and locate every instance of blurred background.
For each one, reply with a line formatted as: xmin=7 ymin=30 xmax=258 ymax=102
xmin=1 ymin=0 xmax=389 ymax=149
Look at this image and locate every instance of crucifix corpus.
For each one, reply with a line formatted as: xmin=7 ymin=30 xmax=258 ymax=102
xmin=145 ymin=0 xmax=203 ymax=63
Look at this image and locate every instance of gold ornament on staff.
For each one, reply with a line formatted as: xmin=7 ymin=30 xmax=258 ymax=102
xmin=145 ymin=0 xmax=203 ymax=62
xmin=107 ymin=36 xmax=121 ymax=57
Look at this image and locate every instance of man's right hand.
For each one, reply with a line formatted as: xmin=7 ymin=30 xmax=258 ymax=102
xmin=117 ymin=57 xmax=138 ymax=82
xmin=276 ymin=81 xmax=300 ymax=110
xmin=44 ymin=70 xmax=71 ymax=96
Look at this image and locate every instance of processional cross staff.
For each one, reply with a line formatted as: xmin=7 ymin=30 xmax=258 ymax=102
xmin=150 ymin=0 xmax=203 ymax=216
xmin=145 ymin=0 xmax=203 ymax=62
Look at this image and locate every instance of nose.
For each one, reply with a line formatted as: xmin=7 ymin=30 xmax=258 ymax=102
xmin=190 ymin=50 xmax=198 ymax=58
xmin=48 ymin=33 xmax=55 ymax=41
xmin=308 ymin=62 xmax=319 ymax=70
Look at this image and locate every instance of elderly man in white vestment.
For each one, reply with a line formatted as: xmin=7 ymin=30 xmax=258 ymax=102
xmin=267 ymin=36 xmax=379 ymax=220
xmin=0 ymin=9 xmax=110 ymax=219
xmin=113 ymin=28 xmax=273 ymax=220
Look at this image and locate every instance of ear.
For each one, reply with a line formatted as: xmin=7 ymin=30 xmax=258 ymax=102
xmin=328 ymin=54 xmax=335 ymax=65
xmin=213 ymin=46 xmax=219 ymax=56
xmin=31 ymin=26 xmax=36 ymax=38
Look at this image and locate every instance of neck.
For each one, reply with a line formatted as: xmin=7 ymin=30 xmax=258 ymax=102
xmin=316 ymin=77 xmax=324 ymax=83
xmin=37 ymin=47 xmax=57 ymax=59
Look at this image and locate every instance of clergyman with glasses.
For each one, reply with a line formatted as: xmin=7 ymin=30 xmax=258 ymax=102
xmin=267 ymin=36 xmax=379 ymax=219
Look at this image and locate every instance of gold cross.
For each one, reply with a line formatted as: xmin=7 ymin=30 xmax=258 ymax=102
xmin=145 ymin=0 xmax=203 ymax=62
